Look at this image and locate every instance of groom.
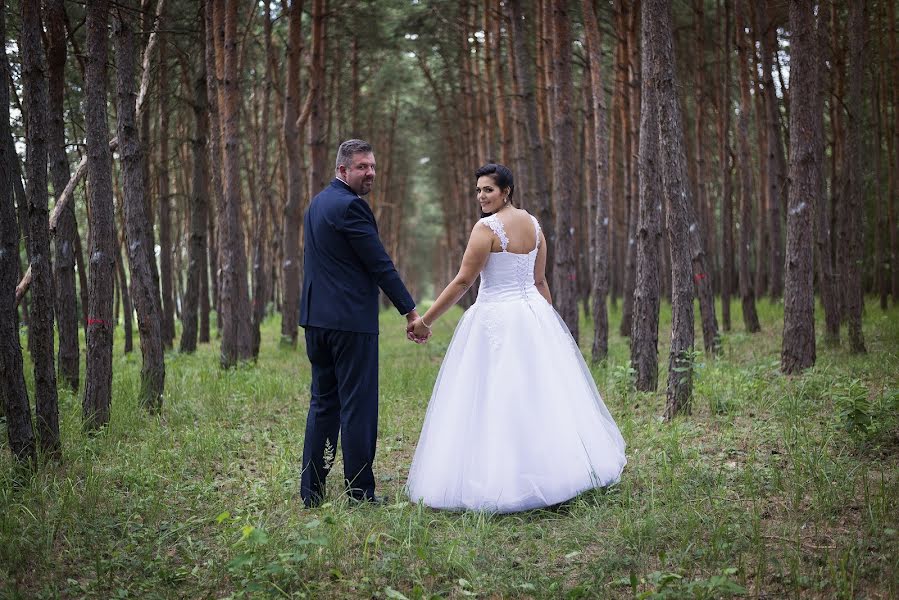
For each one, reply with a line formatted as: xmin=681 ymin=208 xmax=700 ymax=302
xmin=299 ymin=139 xmax=424 ymax=507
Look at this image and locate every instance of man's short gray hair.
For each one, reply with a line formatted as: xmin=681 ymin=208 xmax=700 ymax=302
xmin=335 ymin=139 xmax=373 ymax=171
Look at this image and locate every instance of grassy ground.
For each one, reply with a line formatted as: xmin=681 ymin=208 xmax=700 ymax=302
xmin=1 ymin=299 xmax=897 ymax=599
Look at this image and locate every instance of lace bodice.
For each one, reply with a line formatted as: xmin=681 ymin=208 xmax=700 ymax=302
xmin=476 ymin=214 xmax=542 ymax=303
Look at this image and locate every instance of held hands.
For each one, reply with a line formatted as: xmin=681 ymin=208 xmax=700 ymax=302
xmin=405 ymin=310 xmax=432 ymax=344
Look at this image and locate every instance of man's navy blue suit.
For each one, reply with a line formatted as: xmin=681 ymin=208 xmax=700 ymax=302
xmin=299 ymin=178 xmax=415 ymax=506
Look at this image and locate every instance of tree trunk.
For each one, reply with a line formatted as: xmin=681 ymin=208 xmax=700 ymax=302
xmin=815 ymin=0 xmax=840 ymax=344
xmin=646 ymin=0 xmax=695 ymax=419
xmin=46 ymin=0 xmax=79 ymax=391
xmin=203 ymin=0 xmax=222 ymax=339
xmin=280 ymin=0 xmax=304 ymax=346
xmin=506 ymin=12 xmax=529 ymax=211
xmin=308 ymin=0 xmax=327 ymax=201
xmin=251 ymin=1 xmax=273 ymax=360
xmin=181 ymin=31 xmax=209 ymax=355
xmin=549 ymin=1 xmax=579 ymax=341
xmin=113 ymin=0 xmax=165 ymax=411
xmin=718 ymin=0 xmax=734 ymax=332
xmin=632 ymin=1 xmax=663 ymax=392
xmin=841 ymin=0 xmax=867 ymax=353
xmin=199 ymin=229 xmax=210 ymax=343
xmin=83 ymin=0 xmax=117 ymax=430
xmin=874 ymin=34 xmax=888 ymax=310
xmin=507 ymin=0 xmax=552 ymax=236
xmin=736 ymin=0 xmax=761 ymax=333
xmin=116 ymin=236 xmax=133 ymax=353
xmin=608 ymin=11 xmax=625 ymax=302
xmin=73 ymin=223 xmax=89 ymax=330
xmin=581 ymin=0 xmax=610 ymax=363
xmin=215 ymin=0 xmax=253 ymax=367
xmin=10 ymin=132 xmax=31 ymax=331
xmin=22 ymin=0 xmax=62 ymax=452
xmin=141 ymin=3 xmax=162 ymax=338
xmin=757 ymin=0 xmax=786 ymax=299
xmin=618 ymin=0 xmax=638 ymax=336
xmin=157 ymin=25 xmax=175 ymax=348
xmin=0 ymin=0 xmax=36 ymax=463
xmin=889 ymin=0 xmax=899 ymax=305
xmin=781 ymin=0 xmax=819 ymax=374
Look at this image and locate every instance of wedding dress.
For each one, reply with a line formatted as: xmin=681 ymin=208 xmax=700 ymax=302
xmin=406 ymin=213 xmax=626 ymax=513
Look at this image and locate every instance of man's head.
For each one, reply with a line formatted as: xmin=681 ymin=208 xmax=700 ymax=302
xmin=335 ymin=139 xmax=376 ymax=196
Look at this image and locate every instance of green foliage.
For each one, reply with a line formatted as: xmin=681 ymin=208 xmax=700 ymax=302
xmin=1 ymin=300 xmax=897 ymax=598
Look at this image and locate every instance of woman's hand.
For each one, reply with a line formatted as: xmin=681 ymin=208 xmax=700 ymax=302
xmin=408 ymin=317 xmax=432 ymax=343
xmin=406 ymin=317 xmax=432 ymax=344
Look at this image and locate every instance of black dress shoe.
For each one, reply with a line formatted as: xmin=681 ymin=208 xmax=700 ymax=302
xmin=348 ymin=494 xmax=387 ymax=506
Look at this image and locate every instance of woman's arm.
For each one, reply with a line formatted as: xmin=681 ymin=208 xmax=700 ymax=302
xmin=417 ymin=222 xmax=493 ymax=331
xmin=533 ymin=230 xmax=552 ymax=305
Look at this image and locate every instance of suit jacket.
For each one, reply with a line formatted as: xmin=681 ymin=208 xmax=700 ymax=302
xmin=299 ymin=178 xmax=415 ymax=334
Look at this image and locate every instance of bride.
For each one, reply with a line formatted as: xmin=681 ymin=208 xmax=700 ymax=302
xmin=406 ymin=163 xmax=626 ymax=513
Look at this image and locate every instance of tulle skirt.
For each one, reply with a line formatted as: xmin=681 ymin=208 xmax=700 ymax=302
xmin=406 ymin=293 xmax=627 ymax=513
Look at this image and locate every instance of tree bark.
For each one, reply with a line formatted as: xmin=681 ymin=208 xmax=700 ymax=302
xmin=506 ymin=11 xmax=529 ymax=211
xmin=717 ymin=0 xmax=734 ymax=332
xmin=507 ymin=0 xmax=552 ymax=233
xmin=813 ymin=0 xmax=840 ymax=344
xmin=203 ymin=0 xmax=220 ymax=339
xmin=646 ymin=0 xmax=695 ymax=419
xmin=581 ymin=0 xmax=611 ymax=363
xmin=73 ymin=224 xmax=89 ymax=330
xmin=1 ymin=0 xmax=36 ymax=463
xmin=157 ymin=24 xmax=175 ymax=348
xmin=215 ymin=0 xmax=253 ymax=367
xmin=757 ymin=0 xmax=786 ymax=299
xmin=781 ymin=0 xmax=819 ymax=374
xmin=841 ymin=0 xmax=867 ymax=353
xmin=619 ymin=0 xmax=638 ymax=337
xmin=181 ymin=29 xmax=210 ymax=355
xmin=889 ymin=0 xmax=899 ymax=305
xmin=116 ymin=235 xmax=133 ymax=353
xmin=10 ymin=130 xmax=31 ymax=330
xmin=632 ymin=1 xmax=663 ymax=392
xmin=113 ymin=0 xmax=164 ymax=411
xmin=280 ymin=0 xmax=304 ymax=346
xmin=22 ymin=0 xmax=62 ymax=452
xmin=308 ymin=0 xmax=328 ymax=201
xmin=251 ymin=1 xmax=273 ymax=359
xmin=874 ymin=27 xmax=887 ymax=310
xmin=549 ymin=0 xmax=579 ymax=341
xmin=735 ymin=0 xmax=761 ymax=333
xmin=45 ymin=0 xmax=79 ymax=391
xmin=83 ymin=0 xmax=117 ymax=430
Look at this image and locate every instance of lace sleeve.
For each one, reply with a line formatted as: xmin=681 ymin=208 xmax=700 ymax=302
xmin=479 ymin=215 xmax=508 ymax=251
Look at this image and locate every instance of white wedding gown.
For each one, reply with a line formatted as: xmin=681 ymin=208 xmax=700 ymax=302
xmin=406 ymin=213 xmax=626 ymax=513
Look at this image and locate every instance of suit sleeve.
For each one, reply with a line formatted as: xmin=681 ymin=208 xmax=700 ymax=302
xmin=340 ymin=198 xmax=416 ymax=315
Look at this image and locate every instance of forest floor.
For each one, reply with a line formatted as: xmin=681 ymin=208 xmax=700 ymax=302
xmin=1 ymin=299 xmax=898 ymax=599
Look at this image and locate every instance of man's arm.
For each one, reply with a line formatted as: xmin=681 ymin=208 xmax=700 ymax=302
xmin=340 ymin=198 xmax=416 ymax=315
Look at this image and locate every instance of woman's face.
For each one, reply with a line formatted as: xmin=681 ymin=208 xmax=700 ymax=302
xmin=476 ymin=175 xmax=508 ymax=214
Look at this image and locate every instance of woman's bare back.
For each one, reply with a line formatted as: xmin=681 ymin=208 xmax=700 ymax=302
xmin=488 ymin=207 xmax=539 ymax=254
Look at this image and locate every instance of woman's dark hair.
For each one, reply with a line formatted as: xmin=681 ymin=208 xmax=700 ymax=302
xmin=475 ymin=163 xmax=514 ymax=218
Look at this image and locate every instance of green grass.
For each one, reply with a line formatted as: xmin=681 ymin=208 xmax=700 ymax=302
xmin=1 ymin=298 xmax=898 ymax=599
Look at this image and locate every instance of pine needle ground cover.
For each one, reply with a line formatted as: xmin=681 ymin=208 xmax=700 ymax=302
xmin=1 ymin=300 xmax=897 ymax=599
